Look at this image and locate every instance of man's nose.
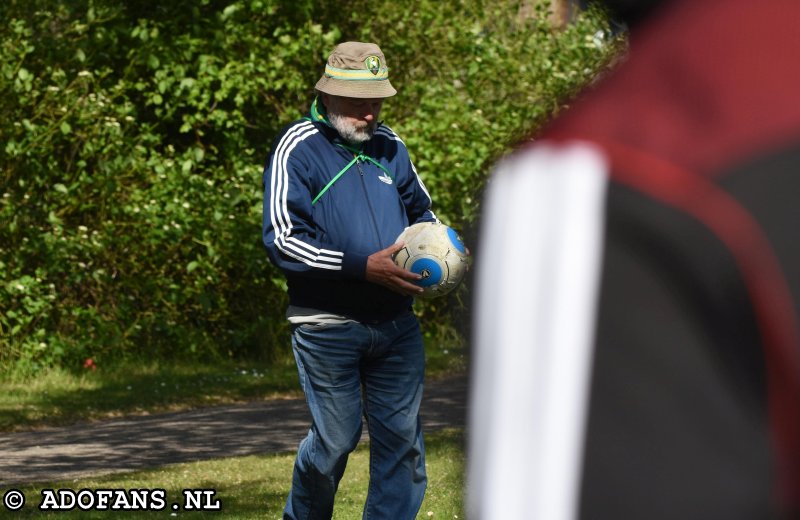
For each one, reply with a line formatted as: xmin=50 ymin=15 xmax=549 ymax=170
xmin=362 ymin=108 xmax=376 ymax=121
xmin=361 ymin=102 xmax=380 ymax=121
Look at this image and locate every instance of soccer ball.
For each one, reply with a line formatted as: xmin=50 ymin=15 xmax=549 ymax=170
xmin=393 ymin=222 xmax=470 ymax=298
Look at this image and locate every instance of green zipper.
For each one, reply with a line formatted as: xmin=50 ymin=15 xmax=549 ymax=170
xmin=311 ymin=143 xmax=395 ymax=205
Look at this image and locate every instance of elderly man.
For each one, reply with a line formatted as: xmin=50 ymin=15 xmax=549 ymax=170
xmin=262 ymin=41 xmax=437 ymax=520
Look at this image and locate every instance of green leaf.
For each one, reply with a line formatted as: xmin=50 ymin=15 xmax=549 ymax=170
xmin=222 ymin=4 xmax=240 ymax=19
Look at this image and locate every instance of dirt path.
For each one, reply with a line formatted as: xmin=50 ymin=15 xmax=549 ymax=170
xmin=0 ymin=374 xmax=468 ymax=486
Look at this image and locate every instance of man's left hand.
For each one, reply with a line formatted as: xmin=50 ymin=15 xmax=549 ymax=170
xmin=365 ymin=242 xmax=425 ymax=296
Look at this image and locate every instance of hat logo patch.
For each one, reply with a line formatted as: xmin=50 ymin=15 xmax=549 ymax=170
xmin=365 ymin=55 xmax=381 ymax=75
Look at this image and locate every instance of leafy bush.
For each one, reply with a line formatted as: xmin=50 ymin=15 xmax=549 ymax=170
xmin=337 ymin=0 xmax=622 ymax=347
xmin=0 ymin=0 xmax=622 ymax=375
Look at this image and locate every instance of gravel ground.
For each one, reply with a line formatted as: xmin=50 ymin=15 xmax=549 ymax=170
xmin=0 ymin=374 xmax=468 ymax=486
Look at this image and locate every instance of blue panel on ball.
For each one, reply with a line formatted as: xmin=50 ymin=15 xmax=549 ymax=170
xmin=410 ymin=258 xmax=443 ymax=287
xmin=447 ymin=227 xmax=467 ymax=254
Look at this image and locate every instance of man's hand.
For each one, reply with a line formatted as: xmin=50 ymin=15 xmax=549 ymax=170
xmin=365 ymin=242 xmax=424 ymax=296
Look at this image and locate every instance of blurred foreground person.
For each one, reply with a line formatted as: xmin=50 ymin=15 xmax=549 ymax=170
xmin=469 ymin=0 xmax=800 ymax=518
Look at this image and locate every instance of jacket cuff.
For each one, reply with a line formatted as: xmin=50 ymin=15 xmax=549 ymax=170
xmin=342 ymin=252 xmax=368 ymax=279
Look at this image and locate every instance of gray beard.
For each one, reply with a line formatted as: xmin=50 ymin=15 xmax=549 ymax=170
xmin=329 ymin=112 xmax=377 ymax=144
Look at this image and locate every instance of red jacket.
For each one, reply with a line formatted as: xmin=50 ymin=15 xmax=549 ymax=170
xmin=470 ymin=0 xmax=800 ymax=518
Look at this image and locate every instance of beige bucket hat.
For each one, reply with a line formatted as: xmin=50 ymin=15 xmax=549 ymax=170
xmin=315 ymin=41 xmax=397 ymax=99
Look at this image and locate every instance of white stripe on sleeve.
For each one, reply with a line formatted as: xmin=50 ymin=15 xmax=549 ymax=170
xmin=269 ymin=121 xmax=345 ymax=270
xmin=468 ymin=141 xmax=609 ymax=520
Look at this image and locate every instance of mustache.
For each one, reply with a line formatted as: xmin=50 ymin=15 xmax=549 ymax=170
xmin=329 ymin=113 xmax=377 ymax=143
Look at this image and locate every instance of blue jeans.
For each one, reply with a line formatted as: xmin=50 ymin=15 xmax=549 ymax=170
xmin=283 ymin=311 xmax=427 ymax=520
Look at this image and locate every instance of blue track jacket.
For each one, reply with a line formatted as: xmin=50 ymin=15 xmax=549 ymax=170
xmin=262 ymin=105 xmax=436 ymax=322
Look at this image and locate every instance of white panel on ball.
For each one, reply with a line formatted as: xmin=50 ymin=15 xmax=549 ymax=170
xmin=393 ymin=222 xmax=470 ymax=298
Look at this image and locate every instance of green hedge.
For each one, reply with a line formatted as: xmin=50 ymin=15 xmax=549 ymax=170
xmin=0 ymin=0 xmax=622 ymax=375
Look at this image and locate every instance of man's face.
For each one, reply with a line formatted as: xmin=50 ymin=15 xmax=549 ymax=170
xmin=323 ymin=94 xmax=384 ymax=144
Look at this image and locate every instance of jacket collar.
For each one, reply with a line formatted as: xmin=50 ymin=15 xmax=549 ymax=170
xmin=309 ymin=96 xmax=330 ymax=127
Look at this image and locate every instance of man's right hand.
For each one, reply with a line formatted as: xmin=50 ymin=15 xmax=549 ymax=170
xmin=365 ymin=242 xmax=425 ymax=296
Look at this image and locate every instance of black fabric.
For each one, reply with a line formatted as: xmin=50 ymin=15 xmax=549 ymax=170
xmin=579 ymin=183 xmax=775 ymax=519
xmin=720 ymin=144 xmax=800 ymax=325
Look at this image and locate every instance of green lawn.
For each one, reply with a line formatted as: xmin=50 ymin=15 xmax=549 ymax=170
xmin=1 ymin=345 xmax=468 ymax=518
xmin=0 ymin=341 xmax=466 ymax=432
xmin=10 ymin=429 xmax=465 ymax=519
xmin=0 ymin=360 xmax=301 ymax=432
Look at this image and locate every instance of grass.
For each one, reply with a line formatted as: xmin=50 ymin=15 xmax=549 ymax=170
xmin=0 ymin=360 xmax=301 ymax=432
xmin=9 ymin=429 xmax=466 ymax=519
xmin=1 ymin=337 xmax=468 ymax=518
xmin=0 ymin=341 xmax=466 ymax=432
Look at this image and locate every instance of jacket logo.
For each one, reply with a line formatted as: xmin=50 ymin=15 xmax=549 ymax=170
xmin=378 ymin=172 xmax=393 ymax=185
